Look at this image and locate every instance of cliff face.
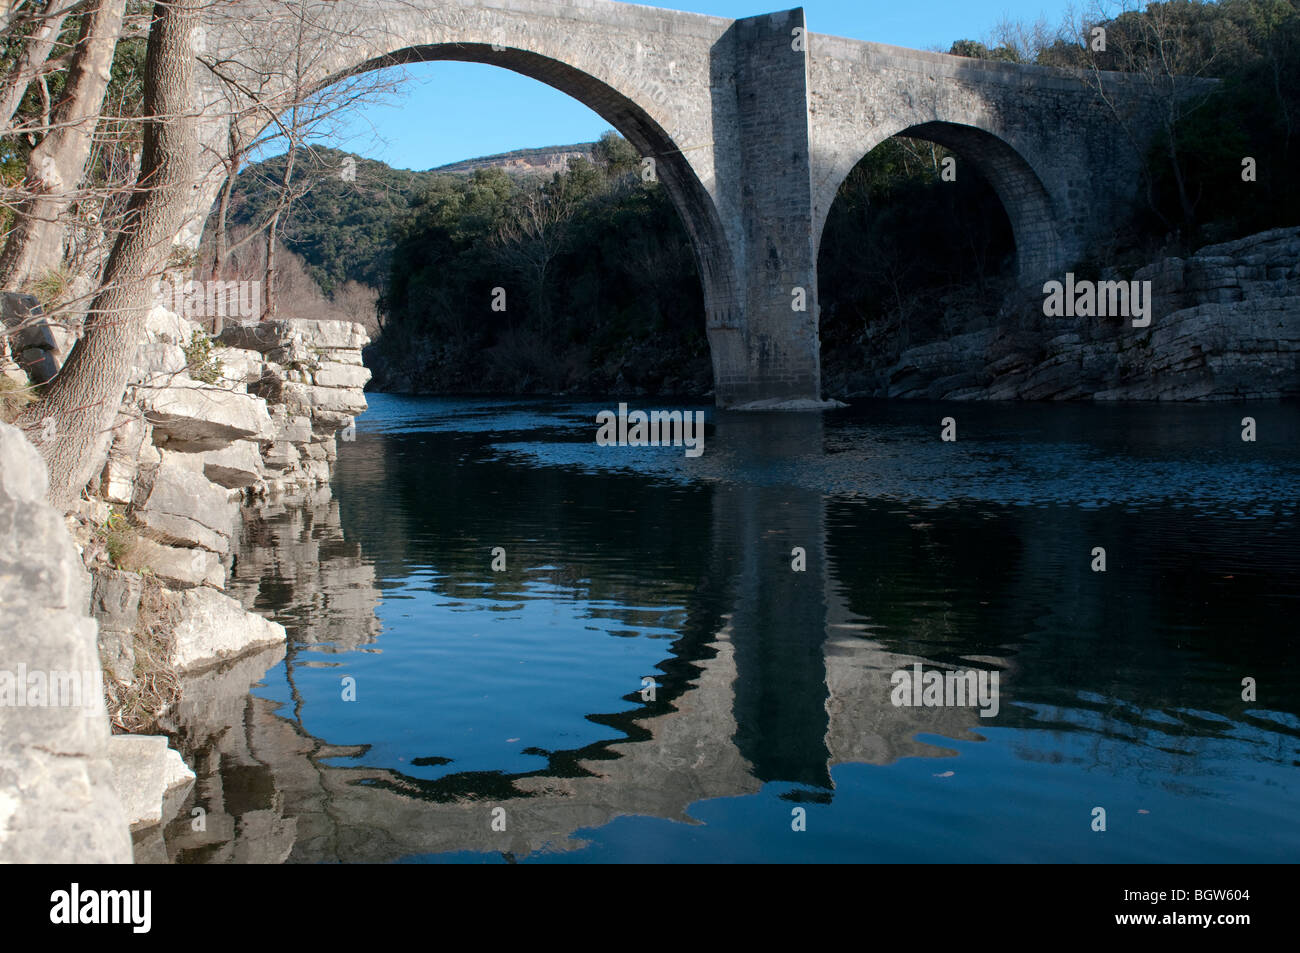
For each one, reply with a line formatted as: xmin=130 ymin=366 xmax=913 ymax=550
xmin=431 ymin=143 xmax=596 ymax=178
xmin=842 ymin=227 xmax=1300 ymax=402
xmin=0 ymin=422 xmax=133 ymax=863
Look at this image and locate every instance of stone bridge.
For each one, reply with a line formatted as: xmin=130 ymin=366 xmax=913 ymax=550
xmin=192 ymin=0 xmax=1162 ymax=407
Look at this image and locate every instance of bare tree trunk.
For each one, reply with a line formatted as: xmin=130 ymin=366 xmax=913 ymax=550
xmin=263 ymin=210 xmax=279 ymax=319
xmin=0 ymin=0 xmax=128 ymax=290
xmin=0 ymin=4 xmax=72 ymax=133
xmin=16 ymin=0 xmax=198 ymax=508
xmin=0 ymin=0 xmax=30 ymax=37
xmin=1165 ymin=130 xmax=1197 ymax=245
xmin=209 ymin=129 xmax=243 ymax=279
xmin=262 ymin=136 xmax=298 ymax=320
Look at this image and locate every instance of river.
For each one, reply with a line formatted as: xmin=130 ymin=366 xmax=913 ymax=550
xmin=146 ymin=394 xmax=1300 ymax=863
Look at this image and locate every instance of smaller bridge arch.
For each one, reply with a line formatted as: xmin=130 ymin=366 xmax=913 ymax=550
xmin=813 ymin=120 xmax=1065 ymax=282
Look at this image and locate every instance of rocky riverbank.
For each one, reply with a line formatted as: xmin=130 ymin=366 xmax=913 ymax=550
xmin=825 ymin=227 xmax=1300 ymax=401
xmin=0 ymin=300 xmax=370 ymax=861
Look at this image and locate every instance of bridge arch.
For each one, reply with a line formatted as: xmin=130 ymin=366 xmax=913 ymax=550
xmin=812 ymin=120 xmax=1064 ymax=283
xmin=190 ymin=0 xmax=741 ymax=390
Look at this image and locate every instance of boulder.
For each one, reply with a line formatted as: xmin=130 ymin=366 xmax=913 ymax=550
xmin=0 ymin=421 xmax=133 ymax=863
xmin=143 ymin=378 xmax=273 ymax=450
xmin=106 ymin=735 xmax=195 ymax=831
xmin=202 ymin=440 xmax=265 ymax=489
xmin=145 ymin=304 xmax=198 ymax=346
xmin=131 ymin=341 xmax=188 ymax=391
xmin=90 ymin=569 xmax=143 ymax=683
xmin=127 ymin=537 xmax=225 ymax=590
xmin=211 ymin=346 xmax=264 ymax=384
xmin=262 ymin=440 xmax=300 ymax=470
xmin=313 ymin=361 xmax=371 ymax=389
xmin=100 ymin=410 xmax=150 ymax=505
xmin=0 ymin=292 xmax=80 ymax=385
xmin=134 ymin=463 xmax=236 ymax=553
xmin=280 ymin=381 xmax=368 ymax=418
xmin=169 ymin=587 xmax=286 ymax=673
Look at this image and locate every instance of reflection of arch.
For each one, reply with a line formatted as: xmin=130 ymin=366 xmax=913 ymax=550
xmin=815 ymin=121 xmax=1063 ymax=281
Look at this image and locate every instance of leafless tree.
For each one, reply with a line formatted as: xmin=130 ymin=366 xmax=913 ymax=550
xmin=495 ymin=171 xmax=586 ymax=335
xmin=0 ymin=0 xmax=130 ymax=290
xmin=196 ymin=0 xmax=406 ymax=321
xmin=1078 ymin=0 xmax=1224 ymax=243
xmin=13 ymin=0 xmax=199 ymax=507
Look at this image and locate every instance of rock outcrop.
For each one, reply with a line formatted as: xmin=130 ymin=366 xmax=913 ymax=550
xmin=2 ymin=299 xmax=371 ymax=853
xmin=0 ymin=422 xmax=132 ymax=862
xmin=850 ymin=227 xmax=1300 ymax=401
xmin=106 ymin=735 xmax=195 ymax=830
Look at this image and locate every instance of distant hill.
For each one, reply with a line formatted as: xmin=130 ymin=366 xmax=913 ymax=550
xmin=433 ymin=143 xmax=597 ymax=177
xmin=217 ymin=143 xmax=597 ymax=295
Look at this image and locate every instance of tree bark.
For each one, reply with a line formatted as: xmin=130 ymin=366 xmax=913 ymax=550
xmin=0 ymin=0 xmax=30 ymax=37
xmin=16 ymin=0 xmax=198 ymax=508
xmin=0 ymin=0 xmax=128 ymax=290
xmin=0 ymin=4 xmax=72 ymax=133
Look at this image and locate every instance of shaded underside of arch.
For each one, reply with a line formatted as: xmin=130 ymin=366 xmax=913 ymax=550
xmin=898 ymin=121 xmax=1064 ymax=281
xmin=815 ymin=121 xmax=1065 ymax=283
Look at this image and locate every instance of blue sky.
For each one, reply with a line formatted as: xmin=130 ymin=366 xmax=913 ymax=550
xmin=321 ymin=0 xmax=1084 ymax=170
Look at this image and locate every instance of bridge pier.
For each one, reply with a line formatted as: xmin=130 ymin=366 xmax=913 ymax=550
xmin=708 ymin=10 xmax=824 ymax=408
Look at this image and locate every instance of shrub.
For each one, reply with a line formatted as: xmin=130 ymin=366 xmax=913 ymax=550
xmin=183 ymin=328 xmax=224 ymax=384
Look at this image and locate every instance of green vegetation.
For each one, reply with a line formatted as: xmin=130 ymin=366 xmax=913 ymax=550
xmin=372 ymin=132 xmax=708 ymax=395
xmin=224 ymin=147 xmax=441 ymax=295
xmin=96 ymin=508 xmax=137 ymax=570
xmin=182 ymin=329 xmax=223 ymax=384
xmin=947 ymin=0 xmax=1300 ymax=244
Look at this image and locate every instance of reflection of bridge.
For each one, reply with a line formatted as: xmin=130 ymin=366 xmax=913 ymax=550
xmin=195 ymin=1 xmax=1166 ymax=407
xmin=149 ymin=419 xmax=999 ymax=863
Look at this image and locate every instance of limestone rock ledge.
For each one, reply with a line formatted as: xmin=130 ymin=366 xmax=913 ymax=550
xmin=854 ymin=227 xmax=1300 ymax=401
xmin=106 ymin=735 xmax=195 ymax=831
xmin=2 ymin=302 xmax=370 ymax=856
xmin=0 ymin=423 xmax=132 ymax=862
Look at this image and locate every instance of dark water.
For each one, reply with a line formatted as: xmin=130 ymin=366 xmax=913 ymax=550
xmin=153 ymin=395 xmax=1300 ymax=863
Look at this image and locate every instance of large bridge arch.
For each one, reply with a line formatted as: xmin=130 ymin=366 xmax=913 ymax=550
xmin=190 ymin=0 xmax=752 ymax=398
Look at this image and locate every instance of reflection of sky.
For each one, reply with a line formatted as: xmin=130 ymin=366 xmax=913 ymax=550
xmin=407 ymin=719 xmax=1300 ymax=863
xmin=254 ymin=570 xmax=681 ymax=781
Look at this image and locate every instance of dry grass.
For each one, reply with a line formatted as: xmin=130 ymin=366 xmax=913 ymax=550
xmin=0 ymin=376 xmax=35 ymax=423
xmin=104 ymin=574 xmax=182 ymax=733
xmin=95 ymin=508 xmax=138 ymax=570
